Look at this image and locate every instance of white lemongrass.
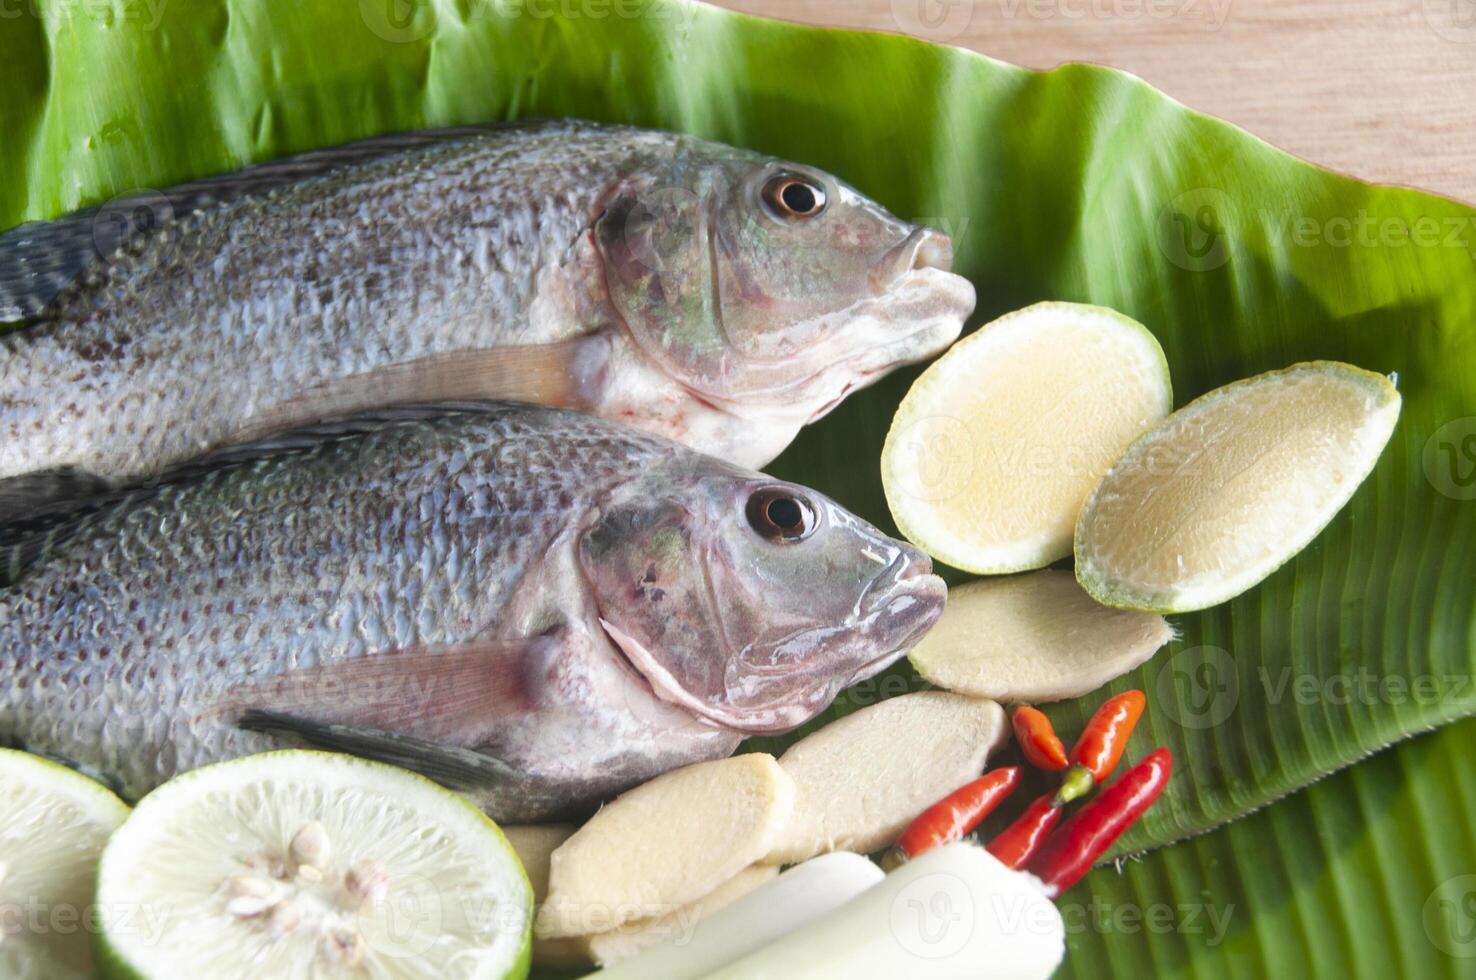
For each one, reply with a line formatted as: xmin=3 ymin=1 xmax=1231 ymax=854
xmin=707 ymin=844 xmax=1063 ymax=980
xmin=588 ymin=852 xmax=885 ymax=980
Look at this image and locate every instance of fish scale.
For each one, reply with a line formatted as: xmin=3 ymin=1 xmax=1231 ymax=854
xmin=3 ymin=409 xmax=625 ymax=782
xmin=2 ymin=123 xmax=631 ymax=480
xmin=0 ymin=119 xmax=973 ymax=487
xmin=0 ymin=404 xmax=945 ymax=821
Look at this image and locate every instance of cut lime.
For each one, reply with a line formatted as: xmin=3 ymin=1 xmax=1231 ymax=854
xmin=0 ymin=749 xmax=129 ymax=980
xmin=909 ymin=571 xmax=1174 ymax=702
xmin=882 ymin=302 xmax=1171 ymax=574
xmin=95 ymin=751 xmax=532 ymax=980
xmin=1075 ymin=361 xmax=1401 ymax=613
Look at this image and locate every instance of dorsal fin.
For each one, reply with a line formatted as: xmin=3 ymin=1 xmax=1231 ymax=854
xmin=0 ymin=122 xmax=555 ymax=322
xmin=0 ymin=402 xmax=520 ymax=586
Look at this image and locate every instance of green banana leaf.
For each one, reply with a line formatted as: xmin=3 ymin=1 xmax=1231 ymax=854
xmin=4 ymin=1 xmax=1475 ymax=975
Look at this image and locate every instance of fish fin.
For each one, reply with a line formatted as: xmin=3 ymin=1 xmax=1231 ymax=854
xmin=237 ymin=710 xmax=523 ymax=791
xmin=210 ymin=634 xmax=556 ymax=742
xmin=236 ymin=711 xmax=595 ymax=820
xmin=0 ymin=467 xmax=119 ymax=586
xmin=0 ymin=466 xmax=115 ymax=527
xmin=0 ymin=123 xmax=552 ymax=321
xmin=231 ymin=336 xmax=612 ymax=444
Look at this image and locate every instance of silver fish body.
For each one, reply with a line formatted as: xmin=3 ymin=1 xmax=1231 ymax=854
xmin=0 ymin=404 xmax=943 ymax=820
xmin=0 ymin=120 xmax=973 ymax=485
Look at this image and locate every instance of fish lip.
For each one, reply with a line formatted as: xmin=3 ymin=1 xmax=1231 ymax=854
xmin=878 ymin=226 xmax=956 ymax=288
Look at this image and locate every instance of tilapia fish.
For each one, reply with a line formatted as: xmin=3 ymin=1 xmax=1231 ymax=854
xmin=0 ymin=404 xmax=944 ymax=821
xmin=0 ymin=119 xmax=974 ymax=492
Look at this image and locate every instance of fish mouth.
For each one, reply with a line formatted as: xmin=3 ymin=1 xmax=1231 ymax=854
xmin=597 ymin=550 xmax=947 ymax=737
xmin=801 ymin=268 xmax=973 ymax=424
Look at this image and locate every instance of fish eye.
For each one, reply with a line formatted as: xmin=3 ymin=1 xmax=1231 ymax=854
xmin=761 ymin=174 xmax=828 ymax=221
xmin=746 ymin=487 xmax=818 ymax=542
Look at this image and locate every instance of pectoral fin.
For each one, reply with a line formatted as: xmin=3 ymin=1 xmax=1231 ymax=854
xmin=211 ymin=634 xmax=560 ymax=743
xmin=232 ymin=335 xmax=611 ymax=443
xmin=236 ymin=710 xmax=594 ymax=820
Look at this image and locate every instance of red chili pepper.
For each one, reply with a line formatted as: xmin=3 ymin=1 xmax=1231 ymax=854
xmin=1012 ymin=706 xmax=1069 ymax=771
xmin=1027 ymin=747 xmax=1172 ymax=896
xmin=984 ymin=793 xmax=1063 ymax=870
xmin=1069 ymin=689 xmax=1147 ymax=783
xmin=889 ymin=767 xmax=1023 ymax=867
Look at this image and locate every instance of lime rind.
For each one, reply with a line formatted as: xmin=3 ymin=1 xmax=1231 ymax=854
xmin=1074 ymin=361 xmax=1402 ymax=614
xmin=882 ymin=301 xmax=1172 ymax=575
xmin=95 ymin=750 xmax=532 ymax=980
xmin=0 ymin=749 xmax=129 ymax=980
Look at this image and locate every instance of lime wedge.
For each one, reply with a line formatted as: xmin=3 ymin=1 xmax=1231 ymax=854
xmin=1075 ymin=361 xmax=1401 ymax=613
xmin=0 ymin=749 xmax=129 ymax=980
xmin=95 ymin=751 xmax=532 ymax=980
xmin=909 ymin=571 xmax=1174 ymax=702
xmin=882 ymin=302 xmax=1171 ymax=574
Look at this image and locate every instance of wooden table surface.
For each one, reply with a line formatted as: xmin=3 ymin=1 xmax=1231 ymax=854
xmin=710 ymin=0 xmax=1476 ymax=205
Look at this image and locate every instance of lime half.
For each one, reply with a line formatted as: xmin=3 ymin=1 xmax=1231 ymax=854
xmin=96 ymin=751 xmax=532 ymax=980
xmin=0 ymin=749 xmax=129 ymax=979
xmin=1075 ymin=361 xmax=1401 ymax=613
xmin=882 ymin=302 xmax=1172 ymax=574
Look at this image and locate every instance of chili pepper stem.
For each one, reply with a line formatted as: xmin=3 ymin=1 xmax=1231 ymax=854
xmin=1028 ymin=747 xmax=1173 ymax=896
xmin=1053 ymin=764 xmax=1095 ymax=805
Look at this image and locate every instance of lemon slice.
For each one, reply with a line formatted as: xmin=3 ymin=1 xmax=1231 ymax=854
xmin=96 ymin=751 xmax=532 ymax=980
xmin=0 ymin=750 xmax=129 ymax=980
xmin=882 ymin=302 xmax=1171 ymax=573
xmin=909 ymin=571 xmax=1174 ymax=702
xmin=1075 ymin=361 xmax=1401 ymax=613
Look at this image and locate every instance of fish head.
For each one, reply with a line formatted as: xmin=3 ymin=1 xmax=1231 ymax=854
xmin=579 ymin=460 xmax=946 ymax=734
xmin=596 ymin=142 xmax=975 ymax=426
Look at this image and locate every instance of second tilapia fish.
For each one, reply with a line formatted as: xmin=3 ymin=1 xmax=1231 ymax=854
xmin=0 ymin=119 xmax=973 ymax=492
xmin=0 ymin=403 xmax=944 ymax=821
